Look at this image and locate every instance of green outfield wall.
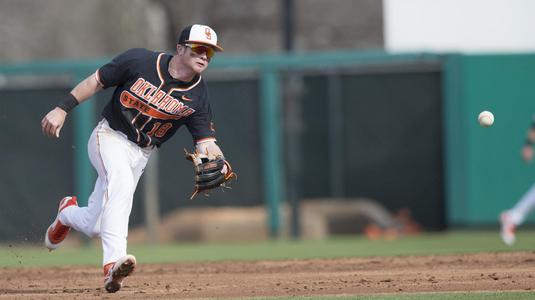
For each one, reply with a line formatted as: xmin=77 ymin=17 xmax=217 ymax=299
xmin=444 ymin=53 xmax=535 ymax=225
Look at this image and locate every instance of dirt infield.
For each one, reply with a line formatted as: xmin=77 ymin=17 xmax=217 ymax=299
xmin=0 ymin=251 xmax=534 ymax=299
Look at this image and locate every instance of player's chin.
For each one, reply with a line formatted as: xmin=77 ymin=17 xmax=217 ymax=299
xmin=193 ymin=63 xmax=208 ymax=73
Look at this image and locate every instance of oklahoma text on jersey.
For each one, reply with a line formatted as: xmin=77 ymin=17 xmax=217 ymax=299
xmin=123 ymin=77 xmax=195 ymax=120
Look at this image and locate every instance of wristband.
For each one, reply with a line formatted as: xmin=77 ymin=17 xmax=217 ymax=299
xmin=57 ymin=93 xmax=79 ymax=113
xmin=526 ymin=139 xmax=533 ymax=146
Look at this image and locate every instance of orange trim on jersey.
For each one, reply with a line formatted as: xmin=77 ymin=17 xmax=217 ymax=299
xmin=95 ymin=121 xmax=110 ymax=206
xmin=155 ymin=53 xmax=165 ymax=87
xmin=145 ymin=53 xmax=166 ymax=107
xmin=131 ymin=111 xmax=141 ymax=124
xmin=95 ymin=70 xmax=104 ymax=87
xmin=120 ymin=91 xmax=182 ymax=120
xmin=139 ymin=117 xmax=152 ymax=131
xmin=158 ymin=52 xmax=203 ymax=92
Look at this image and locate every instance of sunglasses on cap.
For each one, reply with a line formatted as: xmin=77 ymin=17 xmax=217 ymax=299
xmin=185 ymin=44 xmax=215 ymax=59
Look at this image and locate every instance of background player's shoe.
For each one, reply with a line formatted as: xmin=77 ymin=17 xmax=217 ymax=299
xmin=44 ymin=196 xmax=78 ymax=251
xmin=500 ymin=211 xmax=516 ymax=246
xmin=104 ymin=254 xmax=137 ymax=293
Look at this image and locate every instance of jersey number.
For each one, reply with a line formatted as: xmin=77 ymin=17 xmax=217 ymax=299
xmin=147 ymin=122 xmax=172 ymax=138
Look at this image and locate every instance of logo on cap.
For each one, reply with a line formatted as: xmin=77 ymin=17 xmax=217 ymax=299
xmin=178 ymin=24 xmax=223 ymax=52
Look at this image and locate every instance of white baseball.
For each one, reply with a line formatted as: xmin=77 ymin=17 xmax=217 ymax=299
xmin=478 ymin=111 xmax=494 ymax=127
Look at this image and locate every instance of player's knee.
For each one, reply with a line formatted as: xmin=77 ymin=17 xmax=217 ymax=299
xmin=78 ymin=213 xmax=102 ymax=237
xmin=89 ymin=223 xmax=101 ymax=237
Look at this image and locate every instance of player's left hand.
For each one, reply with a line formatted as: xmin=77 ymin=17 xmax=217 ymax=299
xmin=41 ymin=107 xmax=67 ymax=138
xmin=185 ymin=149 xmax=237 ymax=199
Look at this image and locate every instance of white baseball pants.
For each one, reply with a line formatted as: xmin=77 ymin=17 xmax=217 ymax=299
xmin=59 ymin=119 xmax=152 ymax=266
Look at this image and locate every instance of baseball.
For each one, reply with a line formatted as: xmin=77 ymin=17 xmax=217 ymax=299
xmin=478 ymin=110 xmax=494 ymax=127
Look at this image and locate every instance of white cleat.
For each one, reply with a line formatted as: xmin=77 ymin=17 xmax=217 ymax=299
xmin=500 ymin=212 xmax=516 ymax=246
xmin=104 ymin=254 xmax=136 ymax=293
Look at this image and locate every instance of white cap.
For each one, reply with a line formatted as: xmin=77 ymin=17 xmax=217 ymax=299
xmin=178 ymin=24 xmax=223 ymax=52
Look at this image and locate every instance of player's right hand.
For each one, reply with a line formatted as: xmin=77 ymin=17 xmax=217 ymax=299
xmin=41 ymin=107 xmax=67 ymax=138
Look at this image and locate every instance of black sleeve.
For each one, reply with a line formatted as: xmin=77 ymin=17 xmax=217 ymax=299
xmin=96 ymin=48 xmax=148 ymax=89
xmin=186 ymin=88 xmax=217 ymax=143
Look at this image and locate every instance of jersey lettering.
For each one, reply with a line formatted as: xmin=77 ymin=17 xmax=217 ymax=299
xmin=155 ymin=122 xmax=172 ymax=138
xmin=138 ymin=82 xmax=154 ymax=98
xmin=131 ymin=78 xmax=145 ymax=91
xmin=157 ymin=95 xmax=172 ymax=109
xmin=127 ymin=77 xmax=196 ymax=119
xmin=147 ymin=122 xmax=173 ymax=138
xmin=149 ymin=90 xmax=166 ymax=105
xmin=121 ymin=91 xmax=183 ymax=120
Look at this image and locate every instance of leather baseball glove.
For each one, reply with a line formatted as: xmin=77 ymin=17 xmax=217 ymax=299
xmin=184 ymin=149 xmax=237 ymax=199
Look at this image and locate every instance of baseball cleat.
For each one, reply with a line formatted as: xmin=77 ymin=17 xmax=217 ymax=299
xmin=500 ymin=212 xmax=516 ymax=246
xmin=104 ymin=254 xmax=137 ymax=293
xmin=44 ymin=196 xmax=78 ymax=251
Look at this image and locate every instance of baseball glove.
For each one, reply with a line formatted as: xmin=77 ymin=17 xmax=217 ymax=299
xmin=184 ymin=149 xmax=237 ymax=199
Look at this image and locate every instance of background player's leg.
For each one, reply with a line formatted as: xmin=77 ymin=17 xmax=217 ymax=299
xmin=500 ymin=182 xmax=535 ymax=245
xmin=506 ymin=182 xmax=535 ymax=225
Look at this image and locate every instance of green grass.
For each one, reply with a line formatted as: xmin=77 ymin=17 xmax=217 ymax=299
xmin=1 ymin=229 xmax=534 ymax=267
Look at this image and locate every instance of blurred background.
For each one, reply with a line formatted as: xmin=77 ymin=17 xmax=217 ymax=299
xmin=2 ymin=0 xmax=535 ymax=245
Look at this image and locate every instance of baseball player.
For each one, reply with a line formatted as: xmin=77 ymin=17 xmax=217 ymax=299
xmin=41 ymin=24 xmax=233 ymax=293
xmin=500 ymin=115 xmax=535 ymax=245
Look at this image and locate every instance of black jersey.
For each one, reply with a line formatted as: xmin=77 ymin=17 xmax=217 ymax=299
xmin=95 ymin=48 xmax=216 ymax=147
